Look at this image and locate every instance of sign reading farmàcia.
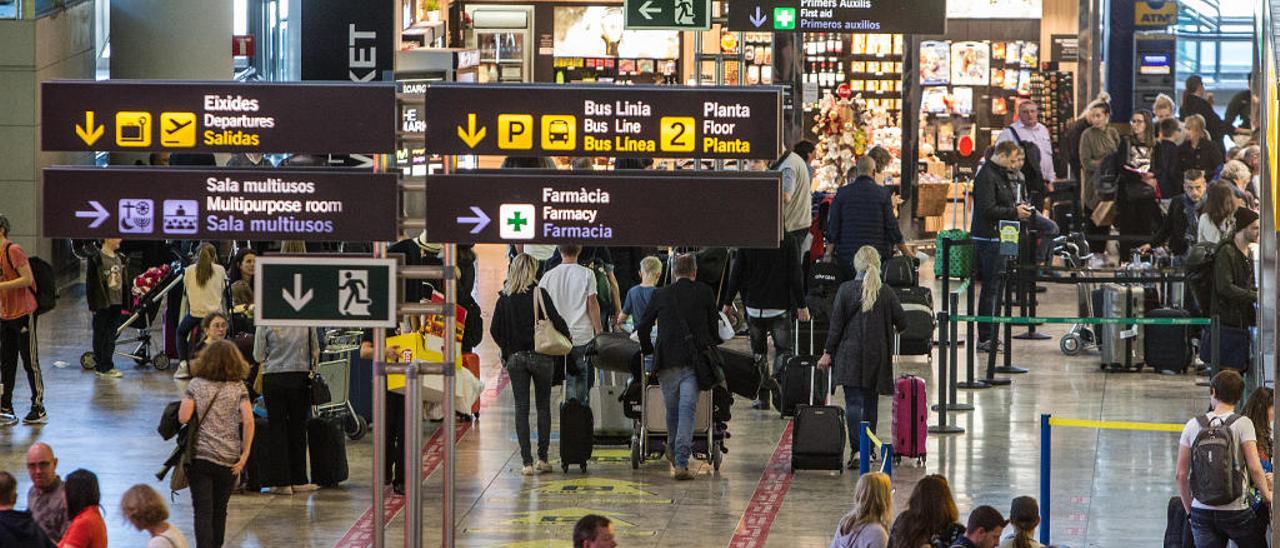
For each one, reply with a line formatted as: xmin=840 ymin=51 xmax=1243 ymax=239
xmin=41 ymin=80 xmax=396 ymax=153
xmin=726 ymin=0 xmax=945 ymax=33
xmin=423 ymin=83 xmax=782 ymax=159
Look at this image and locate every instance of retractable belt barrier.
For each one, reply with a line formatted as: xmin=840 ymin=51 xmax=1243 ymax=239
xmin=857 ymin=421 xmax=893 ymax=477
xmin=951 ymin=314 xmax=1212 ymax=326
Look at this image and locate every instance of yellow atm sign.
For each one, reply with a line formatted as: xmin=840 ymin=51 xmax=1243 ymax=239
xmin=1135 ymin=0 xmax=1178 ymax=28
xmin=422 ymin=83 xmax=783 ymax=159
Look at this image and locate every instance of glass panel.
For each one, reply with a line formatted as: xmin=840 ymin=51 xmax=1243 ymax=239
xmin=0 ymin=0 xmax=17 ymax=20
xmin=1199 ymin=41 xmax=1217 ymax=74
xmin=234 ymin=0 xmax=247 ymax=34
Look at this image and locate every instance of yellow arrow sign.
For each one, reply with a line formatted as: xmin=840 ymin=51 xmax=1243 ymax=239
xmin=457 ymin=113 xmax=487 ymax=147
xmin=76 ymin=111 xmax=104 ymax=146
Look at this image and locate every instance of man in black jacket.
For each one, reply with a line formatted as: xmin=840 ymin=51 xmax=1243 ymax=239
xmin=1142 ymin=169 xmax=1205 ymax=259
xmin=722 ymin=242 xmax=810 ymax=410
xmin=971 ymin=142 xmax=1034 ymax=350
xmin=0 ymin=471 xmax=54 ymax=548
xmin=638 ymin=254 xmax=721 ymax=480
xmin=1213 ymin=208 xmax=1259 ymax=332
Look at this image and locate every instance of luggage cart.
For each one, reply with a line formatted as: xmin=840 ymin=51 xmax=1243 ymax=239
xmin=313 ymin=333 xmax=367 ymax=440
xmin=80 ymin=263 xmax=183 ymax=371
xmin=1054 ymin=234 xmax=1098 ymax=356
xmin=629 ymin=376 xmax=723 ymax=472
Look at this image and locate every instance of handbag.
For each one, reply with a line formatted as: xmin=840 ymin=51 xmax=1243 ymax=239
xmin=1091 ymin=200 xmax=1117 ymax=226
xmin=172 ymin=386 xmax=225 ymax=492
xmin=716 ymin=312 xmax=737 ymax=342
xmin=674 ymin=303 xmax=722 ymax=391
xmin=307 ymin=330 xmax=332 ymax=406
xmin=533 ymin=289 xmax=573 ymax=357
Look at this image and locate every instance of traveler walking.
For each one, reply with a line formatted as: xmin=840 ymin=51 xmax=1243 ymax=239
xmin=0 ymin=470 xmax=54 ymax=547
xmin=950 ymin=506 xmax=1007 ymax=548
xmin=1079 ymin=101 xmax=1120 ymax=258
xmin=816 ymin=246 xmax=906 ymax=466
xmin=998 ymin=497 xmax=1042 ymax=548
xmin=1176 ymin=369 xmax=1271 ymax=547
xmin=617 ymin=256 xmax=661 ymax=332
xmin=59 ymin=469 xmax=106 ymax=548
xmin=182 ymin=340 xmax=255 ymax=547
xmin=888 ymin=474 xmax=966 ymax=548
xmin=637 ymin=254 xmax=721 ymax=480
xmin=827 ymin=155 xmax=906 ymax=278
xmin=539 ymin=245 xmax=602 ymax=406
xmin=723 ymin=240 xmax=809 ymax=410
xmin=572 ymin=514 xmax=617 ymax=548
xmin=175 ymin=244 xmax=226 ymax=379
xmin=253 ymin=326 xmax=320 ymax=494
xmin=970 ymin=142 xmax=1034 ymax=350
xmin=1153 ymin=117 xmax=1185 ymax=202
xmin=26 ymin=443 xmax=65 ymax=542
xmin=120 ymin=484 xmax=189 ymax=548
xmin=1197 ymin=183 xmax=1240 ymax=245
xmin=1180 ymin=75 xmax=1234 ymax=155
xmin=86 ymin=238 xmax=127 ymax=379
xmin=777 ymin=141 xmax=817 ymax=258
xmin=0 ymin=214 xmax=45 ymax=424
xmin=829 ymin=471 xmax=892 ymax=548
xmin=1142 ymin=170 xmax=1206 ymax=259
xmin=492 ymin=254 xmax=571 ymax=476
xmin=1178 ymin=115 xmax=1225 ymax=180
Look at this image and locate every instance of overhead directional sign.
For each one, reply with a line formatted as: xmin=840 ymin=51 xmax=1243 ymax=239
xmin=424 ymin=171 xmax=782 ymax=247
xmin=624 ymin=0 xmax=710 ymax=30
xmin=726 ymin=0 xmax=946 ymax=33
xmin=255 ymin=257 xmax=398 ymax=328
xmin=42 ymin=167 xmax=398 ymax=242
xmin=422 ymin=83 xmax=782 ymax=159
xmin=41 ymin=80 xmax=396 ymax=153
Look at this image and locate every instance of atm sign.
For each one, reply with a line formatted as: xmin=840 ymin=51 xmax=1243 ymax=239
xmin=1135 ymin=0 xmax=1178 ymax=28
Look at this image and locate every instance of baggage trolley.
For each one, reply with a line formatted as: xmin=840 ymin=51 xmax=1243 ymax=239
xmin=312 ymin=334 xmax=367 ymax=440
xmin=629 ymin=371 xmax=723 ymax=472
xmin=1053 ymin=234 xmax=1099 ymax=356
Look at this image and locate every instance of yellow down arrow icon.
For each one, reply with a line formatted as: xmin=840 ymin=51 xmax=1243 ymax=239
xmin=456 ymin=113 xmax=487 ymax=148
xmin=76 ymin=111 xmax=105 ymax=146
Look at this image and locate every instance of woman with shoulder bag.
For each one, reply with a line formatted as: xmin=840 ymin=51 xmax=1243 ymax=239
xmin=490 ymin=254 xmax=571 ymax=476
xmin=179 ymin=340 xmax=253 ymax=548
xmin=1115 ymin=110 xmax=1166 ymax=258
xmin=252 ymin=325 xmax=320 ymax=494
xmin=175 ymin=244 xmax=226 ymax=380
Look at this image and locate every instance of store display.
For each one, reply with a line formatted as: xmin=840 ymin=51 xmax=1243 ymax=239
xmin=551 ymin=6 xmax=679 ymax=84
xmin=948 ymin=0 xmax=1041 ymax=19
xmin=1030 ymin=70 xmax=1075 ymax=151
xmin=950 ymin=42 xmax=989 ymax=86
xmin=952 ymin=87 xmax=973 ymax=116
xmin=920 ymin=41 xmax=950 ymax=85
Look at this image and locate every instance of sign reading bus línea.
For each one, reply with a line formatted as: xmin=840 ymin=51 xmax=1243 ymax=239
xmin=423 ymin=84 xmax=782 ymax=159
xmin=726 ymin=0 xmax=945 ymax=33
xmin=41 ymin=80 xmax=396 ymax=153
xmin=43 ymin=167 xmax=398 ymax=242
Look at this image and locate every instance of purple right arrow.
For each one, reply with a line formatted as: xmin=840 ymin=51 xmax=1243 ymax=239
xmin=749 ymin=5 xmax=767 ymax=27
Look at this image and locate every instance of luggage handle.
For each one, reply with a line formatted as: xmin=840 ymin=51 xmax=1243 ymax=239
xmin=808 ymin=357 xmax=832 ymax=407
xmin=794 ymin=317 xmax=815 ymax=357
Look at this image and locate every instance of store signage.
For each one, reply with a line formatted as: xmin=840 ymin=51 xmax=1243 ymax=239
xmin=624 ymin=0 xmax=710 ymax=30
xmin=42 ymin=167 xmax=398 ymax=242
xmin=255 ymin=257 xmax=398 ymax=328
xmin=422 ymin=83 xmax=782 ymax=159
xmin=424 ymin=172 xmax=782 ymax=247
xmin=1134 ymin=0 xmax=1178 ymax=28
xmin=41 ymin=80 xmax=395 ymax=153
xmin=726 ymin=0 xmax=945 ymax=34
xmin=233 ymin=35 xmax=256 ymax=57
xmin=1050 ymin=34 xmax=1078 ymax=62
xmin=301 ymin=0 xmax=395 ymax=81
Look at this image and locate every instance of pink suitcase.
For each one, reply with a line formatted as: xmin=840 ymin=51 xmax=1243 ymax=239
xmin=892 ymin=374 xmax=927 ymax=465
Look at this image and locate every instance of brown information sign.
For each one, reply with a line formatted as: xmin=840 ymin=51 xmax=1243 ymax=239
xmin=424 ymin=171 xmax=782 ymax=247
xmin=422 ymin=83 xmax=783 ymax=159
xmin=41 ymin=80 xmax=396 ymax=153
xmin=43 ymin=167 xmax=398 ymax=242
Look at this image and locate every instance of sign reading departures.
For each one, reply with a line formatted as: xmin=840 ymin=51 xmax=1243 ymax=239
xmin=255 ymin=257 xmax=398 ymax=328
xmin=42 ymin=167 xmax=399 ymax=242
xmin=422 ymin=83 xmax=783 ymax=159
xmin=726 ymin=0 xmax=946 ymax=33
xmin=424 ymin=171 xmax=782 ymax=247
xmin=41 ymin=80 xmax=396 ymax=153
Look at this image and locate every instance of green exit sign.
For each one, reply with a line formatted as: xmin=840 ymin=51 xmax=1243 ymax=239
xmin=624 ymin=0 xmax=711 ymax=30
xmin=255 ymin=257 xmax=398 ymax=328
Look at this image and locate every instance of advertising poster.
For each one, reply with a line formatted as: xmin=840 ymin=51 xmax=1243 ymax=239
xmin=920 ymin=41 xmax=950 ymax=86
xmin=950 ymin=42 xmax=990 ymax=86
xmin=554 ymin=6 xmax=679 ymax=59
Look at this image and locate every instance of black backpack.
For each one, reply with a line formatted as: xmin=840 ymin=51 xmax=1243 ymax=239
xmin=3 ymin=243 xmax=56 ymax=316
xmin=1190 ymin=414 xmax=1245 ymax=506
xmin=1095 ymin=137 xmax=1129 ymax=201
xmin=1184 ymin=240 xmax=1224 ymax=316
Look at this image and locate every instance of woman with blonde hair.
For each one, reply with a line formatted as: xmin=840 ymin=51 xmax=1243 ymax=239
xmin=830 ymin=471 xmax=892 ymax=547
xmin=817 ymin=246 xmax=907 ymax=469
xmin=120 ymin=484 xmax=188 ymax=547
xmin=1178 ymin=114 xmax=1225 ymax=178
xmin=175 ymin=243 xmax=226 ymax=379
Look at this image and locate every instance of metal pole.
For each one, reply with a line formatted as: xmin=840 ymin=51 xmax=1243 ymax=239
xmin=443 ymin=243 xmax=458 ymax=547
xmin=1040 ymin=413 xmax=1051 ymax=546
xmin=947 ymin=292 xmax=971 ymax=411
xmin=985 ymin=257 xmax=1012 ymax=386
xmin=404 ymin=361 xmax=423 ymax=548
xmin=960 ymin=274 xmax=989 ymax=389
xmin=373 ymin=242 xmax=387 ymax=548
xmin=998 ymin=260 xmax=1029 ymax=375
xmin=859 ymin=421 xmax=870 ymax=475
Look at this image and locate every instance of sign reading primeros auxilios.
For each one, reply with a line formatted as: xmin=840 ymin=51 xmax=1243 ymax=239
xmin=42 ymin=167 xmax=398 ymax=242
xmin=41 ymin=80 xmax=396 ymax=153
xmin=422 ymin=84 xmax=783 ymax=159
xmin=726 ymin=0 xmax=946 ymax=33
xmin=424 ymin=172 xmax=782 ymax=247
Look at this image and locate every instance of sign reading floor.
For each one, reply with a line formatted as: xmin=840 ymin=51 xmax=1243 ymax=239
xmin=423 ymin=84 xmax=782 ymax=159
xmin=725 ymin=0 xmax=946 ymax=33
xmin=255 ymin=257 xmax=398 ymax=328
xmin=41 ymin=80 xmax=396 ymax=153
xmin=42 ymin=167 xmax=399 ymax=242
xmin=424 ymin=172 xmax=781 ymax=247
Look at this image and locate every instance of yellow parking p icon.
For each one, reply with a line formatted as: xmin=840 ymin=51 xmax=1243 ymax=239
xmin=498 ymin=114 xmax=534 ymax=150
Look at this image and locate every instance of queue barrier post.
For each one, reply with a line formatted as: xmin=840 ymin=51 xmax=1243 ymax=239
xmin=946 ymin=291 xmax=971 ymax=411
xmin=1040 ymin=413 xmax=1051 ymax=546
xmin=960 ymin=275 xmax=989 ymax=389
xmin=999 ymin=260 xmax=1029 ymax=375
xmin=984 ymin=258 xmax=1012 ymax=387
xmin=859 ymin=421 xmax=871 ymax=476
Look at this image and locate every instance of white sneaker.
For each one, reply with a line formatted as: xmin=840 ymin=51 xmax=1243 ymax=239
xmin=95 ymin=369 xmax=124 ymax=379
xmin=268 ymin=486 xmax=293 ymax=495
xmin=291 ymin=484 xmax=320 ymax=493
xmin=173 ymin=360 xmax=191 ymax=380
xmin=0 ymin=414 xmax=17 ymax=427
xmin=535 ymin=461 xmax=554 ymax=474
xmin=521 ymin=465 xmax=536 ymax=476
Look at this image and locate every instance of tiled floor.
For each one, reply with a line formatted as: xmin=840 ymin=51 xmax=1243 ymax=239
xmin=0 ymin=244 xmax=1213 ymax=547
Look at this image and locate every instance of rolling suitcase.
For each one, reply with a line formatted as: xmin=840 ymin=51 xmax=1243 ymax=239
xmin=1145 ymin=308 xmax=1192 ymax=375
xmin=590 ymin=371 xmax=631 ymax=442
xmin=307 ymin=415 xmax=349 ymax=486
xmin=892 ymin=374 xmax=927 ymax=465
xmin=790 ymin=369 xmax=845 ymax=473
xmin=1093 ymin=284 xmax=1145 ymax=371
xmin=719 ymin=346 xmax=763 ymax=399
xmin=807 ymin=260 xmax=843 ymax=300
xmin=894 ymin=286 xmax=935 ymax=357
xmin=780 ymin=320 xmax=827 ymax=418
xmin=244 ymin=416 xmax=278 ymax=490
xmin=462 ymin=352 xmax=482 ymax=416
xmin=935 ymin=177 xmax=974 ymax=279
xmin=882 ymin=256 xmax=918 ymax=288
xmin=559 ymin=362 xmax=594 ymax=473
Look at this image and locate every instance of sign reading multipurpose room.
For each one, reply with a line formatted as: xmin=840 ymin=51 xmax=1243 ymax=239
xmin=42 ymin=167 xmax=398 ymax=242
xmin=424 ymin=171 xmax=782 ymax=247
xmin=422 ymin=83 xmax=783 ymax=159
xmin=41 ymin=80 xmax=396 ymax=153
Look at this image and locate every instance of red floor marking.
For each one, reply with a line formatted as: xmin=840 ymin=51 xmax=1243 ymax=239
xmin=334 ymin=367 xmax=511 ymax=548
xmin=727 ymin=421 xmax=795 ymax=548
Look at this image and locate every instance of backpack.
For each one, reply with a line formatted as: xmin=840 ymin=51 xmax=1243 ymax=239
xmin=3 ymin=243 xmax=56 ymax=316
xmin=590 ymin=261 xmax=614 ymax=320
xmin=1190 ymin=413 xmax=1245 ymax=506
xmin=1184 ymin=240 xmax=1224 ymax=316
xmin=1095 ymin=137 xmax=1128 ymax=201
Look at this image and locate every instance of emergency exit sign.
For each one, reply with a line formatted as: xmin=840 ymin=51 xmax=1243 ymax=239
xmin=624 ymin=0 xmax=710 ymax=30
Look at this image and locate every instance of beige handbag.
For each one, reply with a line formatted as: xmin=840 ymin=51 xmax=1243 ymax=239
xmin=533 ymin=289 xmax=572 ymax=356
xmin=1091 ymin=200 xmax=1117 ymax=227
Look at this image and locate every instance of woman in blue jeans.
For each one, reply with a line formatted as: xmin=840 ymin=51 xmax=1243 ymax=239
xmin=817 ymin=246 xmax=907 ymax=469
xmin=491 ymin=254 xmax=571 ymax=476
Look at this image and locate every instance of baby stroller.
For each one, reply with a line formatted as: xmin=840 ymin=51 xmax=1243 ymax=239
xmin=1053 ymin=233 xmax=1098 ymax=356
xmin=80 ymin=262 xmax=184 ymax=371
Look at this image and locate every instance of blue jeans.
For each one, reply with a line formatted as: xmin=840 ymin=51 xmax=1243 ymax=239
xmin=975 ymin=240 xmax=1006 ymax=342
xmin=507 ymin=352 xmax=554 ymax=466
xmin=565 ymin=345 xmax=592 ymax=405
xmin=1189 ymin=508 xmax=1267 ymax=548
xmin=1026 ymin=212 xmax=1059 ymax=264
xmin=658 ymin=366 xmax=699 ymax=469
xmin=842 ymin=385 xmax=878 ymax=456
xmin=177 ymin=314 xmax=202 ymax=361
xmin=747 ymin=315 xmax=792 ymax=400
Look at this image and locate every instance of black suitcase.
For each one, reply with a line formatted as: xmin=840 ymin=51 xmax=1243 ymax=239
xmin=1146 ymin=308 xmax=1192 ymax=375
xmin=307 ymin=415 xmax=349 ymax=486
xmin=894 ymin=285 xmax=933 ymax=308
xmin=882 ymin=256 xmax=918 ymax=288
xmin=790 ymin=367 xmax=845 ymax=472
xmin=720 ymin=347 xmax=763 ymax=399
xmin=794 ymin=318 xmax=826 ymax=356
xmin=559 ymin=364 xmax=594 ymax=472
xmin=893 ymin=286 xmax=935 ymax=356
xmin=245 ymin=416 xmax=278 ymax=490
xmin=807 ymin=261 xmax=843 ymax=299
xmin=780 ymin=320 xmax=827 ymax=418
xmin=1164 ymin=496 xmax=1195 ymax=548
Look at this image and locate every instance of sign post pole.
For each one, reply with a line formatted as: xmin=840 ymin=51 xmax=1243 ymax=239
xmin=372 ymin=244 xmax=387 ymax=548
